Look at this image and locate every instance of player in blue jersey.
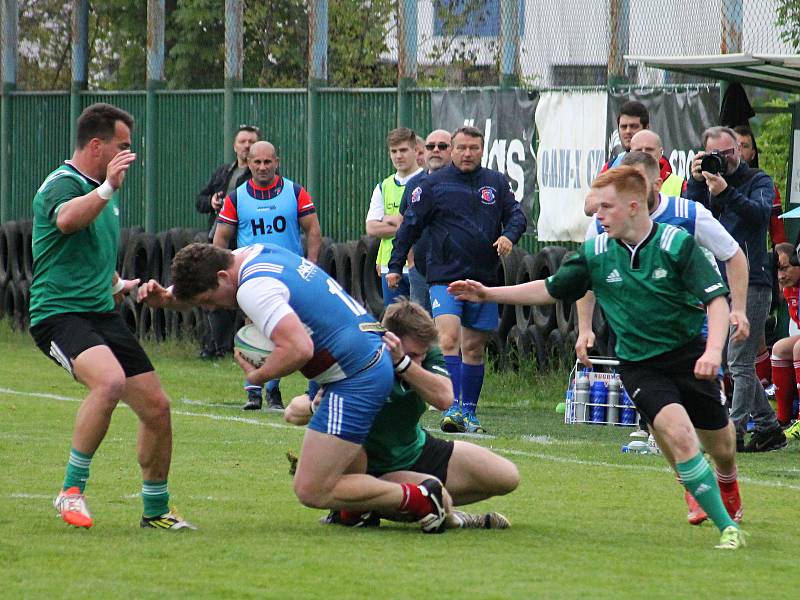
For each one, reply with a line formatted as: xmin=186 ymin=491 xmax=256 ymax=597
xmin=214 ymin=140 xmax=322 ymax=411
xmin=139 ymin=243 xmax=448 ymax=533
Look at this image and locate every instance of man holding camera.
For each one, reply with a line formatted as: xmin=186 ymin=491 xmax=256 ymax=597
xmin=684 ymin=126 xmax=785 ymax=453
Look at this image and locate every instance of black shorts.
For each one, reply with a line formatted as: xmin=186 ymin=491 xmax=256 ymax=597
xmin=407 ymin=432 xmax=455 ymax=484
xmin=618 ymin=337 xmax=729 ymax=431
xmin=30 ymin=311 xmax=154 ymax=379
xmin=369 ymin=432 xmax=455 ymax=483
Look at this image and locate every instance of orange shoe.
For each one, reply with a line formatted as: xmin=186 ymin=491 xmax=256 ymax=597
xmin=685 ymin=490 xmax=708 ymax=525
xmin=53 ymin=486 xmax=93 ymax=528
xmin=721 ymin=488 xmax=743 ymax=523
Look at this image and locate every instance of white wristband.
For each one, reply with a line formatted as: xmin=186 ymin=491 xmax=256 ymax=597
xmin=394 ymin=354 xmax=412 ymax=375
xmin=96 ymin=180 xmax=115 ymax=200
xmin=111 ymin=278 xmax=126 ymax=294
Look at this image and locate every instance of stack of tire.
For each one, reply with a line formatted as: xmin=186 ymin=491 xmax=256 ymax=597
xmin=0 ymin=220 xmax=32 ymax=331
xmin=117 ymin=227 xmax=208 ymax=343
xmin=492 ymin=245 xmax=599 ymax=374
xmin=1 ymin=223 xmax=599 ymax=372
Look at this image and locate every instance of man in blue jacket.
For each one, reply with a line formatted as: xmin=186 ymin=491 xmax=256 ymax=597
xmin=685 ymin=125 xmax=785 ymax=453
xmin=387 ymin=126 xmax=527 ymax=433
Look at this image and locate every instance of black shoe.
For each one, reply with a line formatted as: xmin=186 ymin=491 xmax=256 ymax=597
xmin=319 ymin=510 xmax=380 ymax=527
xmin=266 ymin=388 xmax=284 ymax=411
xmin=742 ymin=427 xmax=788 ymax=452
xmin=242 ymin=389 xmax=262 ymax=411
xmin=417 ymin=478 xmax=446 ymax=534
xmin=198 ymin=348 xmax=223 ymax=360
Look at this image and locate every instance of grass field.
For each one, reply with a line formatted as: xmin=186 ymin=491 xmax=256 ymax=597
xmin=2 ymin=321 xmax=799 ymax=599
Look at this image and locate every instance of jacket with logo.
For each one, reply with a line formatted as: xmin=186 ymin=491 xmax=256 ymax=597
xmin=388 ymin=163 xmax=526 ymax=286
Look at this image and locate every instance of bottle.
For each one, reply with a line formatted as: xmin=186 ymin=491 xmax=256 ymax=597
xmin=607 ymin=377 xmax=619 ymax=426
xmin=621 ymin=387 xmax=636 ymax=425
xmin=622 ymin=440 xmax=649 ymax=454
xmin=590 ymin=380 xmax=607 ymax=424
xmin=564 ymin=383 xmax=575 ymax=422
xmin=575 ymin=371 xmax=590 ymax=423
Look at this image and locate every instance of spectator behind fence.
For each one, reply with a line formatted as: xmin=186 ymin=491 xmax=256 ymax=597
xmin=415 ymin=134 xmax=426 ymax=169
xmin=195 ymin=124 xmax=260 ymax=360
xmin=769 ymin=243 xmax=800 ymax=434
xmin=733 ymin=125 xmax=785 ymax=393
xmin=685 ymin=125 xmax=786 ymax=453
xmin=586 ymin=101 xmax=659 ymax=215
xmin=387 ymin=126 xmax=527 ymax=434
xmin=366 ymin=127 xmax=424 ymax=307
xmin=629 ymin=130 xmax=685 ymax=197
xmin=398 ymin=129 xmax=454 ymax=314
xmin=214 ymin=140 xmax=322 ymax=411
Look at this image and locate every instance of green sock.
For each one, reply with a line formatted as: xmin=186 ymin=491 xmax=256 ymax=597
xmin=676 ymin=453 xmax=736 ymax=532
xmin=63 ymin=448 xmax=93 ymax=492
xmin=142 ymin=480 xmax=170 ymax=517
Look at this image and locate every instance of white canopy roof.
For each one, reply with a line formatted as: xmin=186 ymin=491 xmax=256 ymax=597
xmin=625 ymin=53 xmax=800 ymax=92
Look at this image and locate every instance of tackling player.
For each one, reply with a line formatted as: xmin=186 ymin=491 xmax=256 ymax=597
xmin=449 ymin=166 xmax=746 ymax=550
xmin=284 ymin=298 xmax=519 ymax=528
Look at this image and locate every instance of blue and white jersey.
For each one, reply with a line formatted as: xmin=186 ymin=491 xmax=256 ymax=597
xmin=586 ymin=193 xmax=739 ymax=262
xmin=234 ymin=244 xmax=384 ymax=384
xmin=218 ymin=177 xmax=315 ymax=255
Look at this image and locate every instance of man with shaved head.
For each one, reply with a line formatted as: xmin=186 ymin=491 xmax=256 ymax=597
xmin=630 ymin=130 xmax=685 ymax=197
xmin=214 ymin=139 xmax=322 ymax=410
xmin=398 ymin=129 xmax=454 ymax=313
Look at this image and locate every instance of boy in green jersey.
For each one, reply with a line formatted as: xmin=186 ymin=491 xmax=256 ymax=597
xmin=285 ymin=299 xmax=519 ymax=528
xmin=449 ymin=166 xmax=745 ymax=550
xmin=29 ymin=103 xmax=193 ymax=531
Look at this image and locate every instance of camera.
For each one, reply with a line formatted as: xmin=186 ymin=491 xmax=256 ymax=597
xmin=700 ymin=151 xmax=726 ymax=176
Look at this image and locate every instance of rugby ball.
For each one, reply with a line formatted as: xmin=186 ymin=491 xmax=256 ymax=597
xmin=234 ymin=324 xmax=274 ymax=368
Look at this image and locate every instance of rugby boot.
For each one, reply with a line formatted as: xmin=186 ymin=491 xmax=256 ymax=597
xmin=140 ymin=510 xmax=196 ymax=530
xmin=54 ymin=487 xmax=93 ymax=528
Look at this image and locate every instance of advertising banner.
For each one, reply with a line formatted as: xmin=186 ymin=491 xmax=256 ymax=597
xmin=607 ymin=88 xmax=720 ymax=182
xmin=431 ymin=89 xmax=537 ymax=231
xmin=535 ymin=91 xmax=607 ymax=242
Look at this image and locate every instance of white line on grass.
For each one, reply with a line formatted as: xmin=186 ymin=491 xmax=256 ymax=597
xmin=0 ymin=387 xmax=295 ymax=430
xmin=11 ymin=493 xmax=51 ymax=499
xmin=4 ymin=386 xmax=800 ymax=491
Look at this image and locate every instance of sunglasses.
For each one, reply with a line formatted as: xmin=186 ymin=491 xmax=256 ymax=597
xmin=238 ymin=124 xmax=262 ymax=136
xmin=425 ymin=142 xmax=450 ymax=151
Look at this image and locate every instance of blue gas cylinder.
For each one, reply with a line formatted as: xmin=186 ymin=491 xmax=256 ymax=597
xmin=621 ymin=388 xmax=636 ymax=425
xmin=590 ymin=380 xmax=607 ymax=423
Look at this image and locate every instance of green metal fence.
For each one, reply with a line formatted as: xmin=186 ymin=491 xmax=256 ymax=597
xmin=8 ymin=93 xmax=71 ymax=220
xmin=2 ymin=88 xmax=436 ymax=241
xmin=319 ymin=89 xmax=394 ymax=239
xmin=1 ymin=86 xmax=548 ymax=247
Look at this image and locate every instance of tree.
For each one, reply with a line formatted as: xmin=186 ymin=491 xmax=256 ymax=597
xmin=777 ymin=0 xmax=800 ymax=50
xmin=16 ymin=0 xmax=72 ymax=90
xmin=13 ymin=0 xmax=400 ymax=90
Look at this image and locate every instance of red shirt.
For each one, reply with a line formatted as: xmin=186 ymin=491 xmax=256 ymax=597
xmin=784 ymin=285 xmax=799 ymax=327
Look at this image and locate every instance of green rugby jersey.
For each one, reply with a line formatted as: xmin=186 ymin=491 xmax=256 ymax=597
xmin=29 ymin=163 xmax=120 ymax=326
xmin=364 ymin=345 xmax=450 ymax=474
xmin=545 ymin=222 xmax=729 ymax=361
